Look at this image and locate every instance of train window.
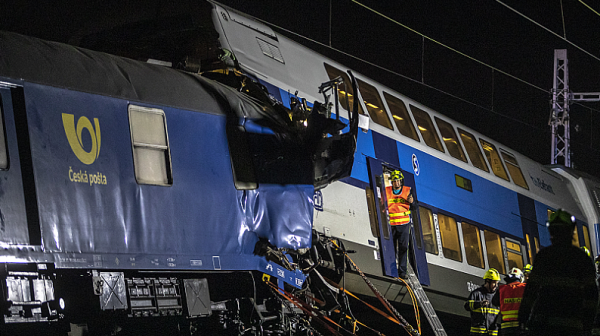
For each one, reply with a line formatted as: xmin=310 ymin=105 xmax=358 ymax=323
xmin=461 ymin=222 xmax=484 ymax=268
xmin=323 ymin=63 xmax=364 ymax=115
xmin=0 ymin=101 xmax=7 ymax=169
xmin=583 ymin=225 xmax=591 ymax=250
xmin=457 ymin=129 xmax=489 ymax=172
xmin=365 ymin=187 xmax=380 ymax=238
xmin=438 ymin=214 xmax=462 ymax=262
xmin=435 ymin=117 xmax=467 ymax=162
xmin=455 ymin=175 xmax=473 ymax=192
xmin=484 ymin=230 xmax=505 ymax=274
xmin=357 ymin=79 xmax=393 ymax=129
xmin=419 ymin=207 xmax=438 ymax=255
xmin=506 ymin=239 xmax=524 ymax=270
xmin=526 ymin=233 xmax=533 ymax=263
xmin=383 ymin=92 xmax=420 ymax=141
xmin=479 ymin=139 xmax=509 ymax=181
xmin=128 ymin=105 xmax=172 ymax=186
xmin=501 ymin=151 xmax=529 ymax=189
xmin=409 ymin=105 xmax=444 ymax=152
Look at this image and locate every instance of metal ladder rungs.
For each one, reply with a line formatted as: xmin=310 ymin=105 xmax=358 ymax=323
xmin=406 ymin=264 xmax=447 ymax=336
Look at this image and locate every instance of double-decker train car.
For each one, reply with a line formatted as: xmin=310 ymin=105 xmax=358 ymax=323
xmin=198 ymin=0 xmax=600 ymax=327
xmin=3 ymin=1 xmax=600 ymax=335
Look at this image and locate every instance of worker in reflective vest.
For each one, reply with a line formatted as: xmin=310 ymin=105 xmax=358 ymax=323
xmin=385 ymin=170 xmax=413 ymax=279
xmin=492 ymin=267 xmax=526 ymax=336
xmin=464 ymin=268 xmax=501 ymax=335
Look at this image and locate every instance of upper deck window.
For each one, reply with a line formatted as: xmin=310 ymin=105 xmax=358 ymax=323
xmin=409 ymin=105 xmax=444 ymax=152
xmin=383 ymin=92 xmax=419 ymax=141
xmin=479 ymin=139 xmax=509 ymax=181
xmin=357 ymin=79 xmax=392 ymax=129
xmin=501 ymin=151 xmax=529 ymax=189
xmin=129 ymin=105 xmax=173 ymax=186
xmin=323 ymin=63 xmax=363 ymax=115
xmin=458 ymin=128 xmax=489 ymax=172
xmin=435 ymin=117 xmax=467 ymax=162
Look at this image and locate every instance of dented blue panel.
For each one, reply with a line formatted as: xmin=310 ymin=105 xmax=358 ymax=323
xmin=20 ymin=82 xmax=311 ymax=287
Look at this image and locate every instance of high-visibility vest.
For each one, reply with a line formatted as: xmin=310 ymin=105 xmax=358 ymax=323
xmin=386 ymin=185 xmax=411 ymax=226
xmin=499 ymin=282 xmax=526 ymax=329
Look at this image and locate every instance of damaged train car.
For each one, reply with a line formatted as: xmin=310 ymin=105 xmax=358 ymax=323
xmin=4 ymin=1 xmax=600 ymax=335
xmin=0 ymin=5 xmax=362 ymax=334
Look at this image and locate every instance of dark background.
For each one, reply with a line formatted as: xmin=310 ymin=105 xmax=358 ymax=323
xmin=1 ymin=0 xmax=599 ymax=178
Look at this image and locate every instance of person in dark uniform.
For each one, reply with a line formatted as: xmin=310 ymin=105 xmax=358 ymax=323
xmin=518 ymin=209 xmax=598 ymax=336
xmin=465 ymin=268 xmax=501 ymax=336
xmin=385 ymin=170 xmax=413 ymax=279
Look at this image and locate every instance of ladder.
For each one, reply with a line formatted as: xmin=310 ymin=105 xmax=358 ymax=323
xmin=406 ymin=264 xmax=447 ymax=336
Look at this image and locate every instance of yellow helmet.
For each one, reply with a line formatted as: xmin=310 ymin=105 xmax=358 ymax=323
xmin=390 ymin=170 xmax=404 ymax=181
xmin=523 ymin=264 xmax=533 ymax=274
xmin=483 ymin=268 xmax=500 ymax=281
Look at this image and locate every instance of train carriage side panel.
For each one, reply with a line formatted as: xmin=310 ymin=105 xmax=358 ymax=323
xmin=0 ymin=87 xmax=29 ymax=245
xmin=24 ymin=81 xmax=314 ymax=261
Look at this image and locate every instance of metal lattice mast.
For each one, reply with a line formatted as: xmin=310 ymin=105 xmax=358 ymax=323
xmin=550 ymin=49 xmax=600 ymax=167
xmin=550 ymin=49 xmax=570 ymax=166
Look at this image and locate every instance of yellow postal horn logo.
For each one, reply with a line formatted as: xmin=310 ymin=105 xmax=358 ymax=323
xmin=62 ymin=113 xmax=101 ymax=165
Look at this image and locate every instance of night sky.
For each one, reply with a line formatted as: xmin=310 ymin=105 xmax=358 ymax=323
xmin=1 ymin=0 xmax=599 ymax=177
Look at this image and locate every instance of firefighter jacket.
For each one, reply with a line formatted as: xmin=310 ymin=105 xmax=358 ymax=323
xmin=385 ymin=185 xmax=411 ymax=226
xmin=493 ymin=281 xmax=526 ymax=329
xmin=518 ymin=243 xmax=598 ymax=336
xmin=464 ymin=285 xmax=500 ymax=335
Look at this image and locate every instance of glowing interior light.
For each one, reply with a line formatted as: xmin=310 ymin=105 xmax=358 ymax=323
xmin=303 ymin=120 xmax=307 ymax=127
xmin=418 ymin=126 xmax=427 ymax=131
xmin=366 ymin=103 xmax=379 ymax=109
xmin=443 ymin=137 xmax=456 ymax=143
xmin=59 ymin=298 xmax=65 ymax=310
xmin=393 ymin=115 xmax=403 ymax=120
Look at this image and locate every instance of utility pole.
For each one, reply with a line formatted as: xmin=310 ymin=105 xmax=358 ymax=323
xmin=550 ymin=49 xmax=600 ymax=167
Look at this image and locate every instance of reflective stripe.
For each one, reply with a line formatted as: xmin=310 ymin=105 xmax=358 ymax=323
xmin=390 ymin=217 xmax=410 ymax=225
xmin=501 ymin=321 xmax=519 ymax=328
xmin=473 ymin=307 xmax=499 ymax=314
xmin=470 ymin=327 xmax=498 ymax=335
xmin=501 ymin=309 xmax=519 ymax=321
xmin=390 ymin=211 xmax=411 ymax=217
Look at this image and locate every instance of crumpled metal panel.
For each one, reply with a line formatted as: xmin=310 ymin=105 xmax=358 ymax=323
xmin=238 ymin=184 xmax=314 ymax=250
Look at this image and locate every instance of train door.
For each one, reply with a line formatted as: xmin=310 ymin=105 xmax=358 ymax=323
xmin=0 ymin=85 xmax=35 ymax=245
xmin=517 ymin=194 xmax=540 ymax=264
xmin=366 ymin=157 xmax=430 ymax=284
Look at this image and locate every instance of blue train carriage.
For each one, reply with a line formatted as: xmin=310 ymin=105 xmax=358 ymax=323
xmin=0 ymin=24 xmax=360 ymax=333
xmin=210 ymin=2 xmax=598 ymax=321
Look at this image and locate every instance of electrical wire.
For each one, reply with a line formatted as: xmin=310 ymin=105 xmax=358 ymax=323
xmin=579 ymin=0 xmax=600 ymax=17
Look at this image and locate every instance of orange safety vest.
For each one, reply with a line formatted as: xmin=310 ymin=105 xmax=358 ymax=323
xmin=385 ymin=185 xmax=411 ymax=225
xmin=498 ymin=282 xmax=526 ymax=329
